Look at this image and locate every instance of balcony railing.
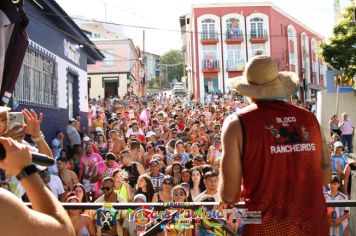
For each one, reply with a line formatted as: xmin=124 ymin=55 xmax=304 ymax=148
xmin=226 ymin=59 xmax=245 ymax=71
xmin=250 ymin=30 xmax=268 ymax=39
xmin=202 ymin=59 xmax=219 ymax=70
xmin=201 ymin=31 xmax=219 ymax=40
xmin=226 ymin=29 xmax=244 ymax=39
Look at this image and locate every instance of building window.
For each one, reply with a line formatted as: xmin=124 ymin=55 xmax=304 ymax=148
xmin=311 ymin=39 xmax=319 ymax=85
xmin=227 ymin=45 xmax=244 ymax=70
xmin=202 ymin=19 xmax=217 ymax=39
xmin=287 ymin=25 xmax=298 ymax=72
xmin=301 ymin=33 xmax=310 ymax=84
xmin=103 ymin=49 xmax=114 ymax=66
xmin=204 ymin=78 xmax=218 ymax=93
xmin=14 ymin=45 xmax=58 ymax=108
xmin=250 ymin=18 xmax=265 ymax=38
xmin=202 ymin=46 xmax=218 ymax=69
xmin=251 ymin=44 xmax=266 ymax=56
xmin=226 ymin=18 xmax=242 ymax=39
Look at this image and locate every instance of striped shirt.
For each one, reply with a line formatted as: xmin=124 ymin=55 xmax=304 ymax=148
xmin=324 ymin=191 xmax=349 ymax=236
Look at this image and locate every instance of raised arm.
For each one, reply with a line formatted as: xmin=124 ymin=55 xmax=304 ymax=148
xmin=0 ymin=137 xmax=75 ymax=236
xmin=23 ymin=109 xmax=53 ymax=158
xmin=321 ymin=131 xmax=332 ymax=186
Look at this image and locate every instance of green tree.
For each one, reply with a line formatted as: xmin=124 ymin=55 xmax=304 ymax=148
xmin=160 ymin=50 xmax=184 ymax=84
xmin=319 ymin=5 xmax=356 ymax=88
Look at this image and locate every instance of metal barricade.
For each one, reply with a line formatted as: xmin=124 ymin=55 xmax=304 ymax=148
xmin=24 ymin=200 xmax=356 ymax=236
xmin=350 ymin=171 xmax=356 ymax=235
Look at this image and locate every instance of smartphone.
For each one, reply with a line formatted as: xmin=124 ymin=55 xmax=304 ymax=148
xmin=7 ymin=112 xmax=24 ymax=130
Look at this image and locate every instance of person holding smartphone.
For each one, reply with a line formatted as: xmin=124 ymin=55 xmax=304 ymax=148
xmin=3 ymin=109 xmax=53 ymax=200
xmin=0 ymin=107 xmax=75 ymax=236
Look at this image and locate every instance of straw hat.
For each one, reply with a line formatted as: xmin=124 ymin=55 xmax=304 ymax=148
xmin=228 ymin=55 xmax=300 ymax=99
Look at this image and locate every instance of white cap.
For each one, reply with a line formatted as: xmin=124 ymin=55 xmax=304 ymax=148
xmin=0 ymin=106 xmax=10 ymax=113
xmin=133 ymin=194 xmax=147 ymax=202
xmin=83 ymin=136 xmax=90 ymax=142
xmin=334 ymin=141 xmax=343 ymax=148
xmin=69 ymin=117 xmax=76 ymax=122
xmin=95 ymin=127 xmax=104 ymax=132
xmin=146 ymin=131 xmax=156 ymax=138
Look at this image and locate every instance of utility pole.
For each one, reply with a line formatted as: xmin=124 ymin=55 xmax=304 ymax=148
xmin=103 ymin=2 xmax=107 ymax=22
xmin=142 ymin=30 xmax=146 ymax=95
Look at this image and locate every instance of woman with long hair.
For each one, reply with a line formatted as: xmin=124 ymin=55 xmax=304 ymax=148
xmin=66 ymin=196 xmax=96 ymax=236
xmin=191 ymin=142 xmax=206 ymax=161
xmin=135 ymin=174 xmax=155 ymax=202
xmin=71 ymin=183 xmax=88 ymax=203
xmin=155 ymin=145 xmax=168 ymax=165
xmin=96 ymin=134 xmax=107 ymax=158
xmin=112 ymin=168 xmax=133 ymax=202
xmin=170 ymin=162 xmax=183 ymax=186
xmin=189 ymin=167 xmax=206 ymax=200
xmin=329 ymin=114 xmax=341 ymax=137
xmin=142 ymin=141 xmax=156 ymax=169
xmin=152 ymin=175 xmax=173 ymax=202
xmin=181 ymin=169 xmax=191 ymax=184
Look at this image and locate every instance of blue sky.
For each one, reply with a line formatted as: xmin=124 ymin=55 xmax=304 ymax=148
xmin=56 ymin=0 xmax=352 ymax=54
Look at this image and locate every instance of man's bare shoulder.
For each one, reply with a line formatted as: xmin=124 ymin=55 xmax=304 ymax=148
xmin=0 ymin=188 xmax=22 ymax=207
xmin=0 ymin=188 xmax=31 ymax=223
xmin=222 ymin=113 xmax=242 ymax=133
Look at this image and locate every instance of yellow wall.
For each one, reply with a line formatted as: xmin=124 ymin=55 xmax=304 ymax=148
xmin=89 ymin=73 xmax=128 ymax=99
xmin=118 ymin=74 xmax=128 ymax=97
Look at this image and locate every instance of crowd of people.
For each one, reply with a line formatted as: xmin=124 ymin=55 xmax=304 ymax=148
xmin=0 ymin=57 xmax=354 ymax=235
xmin=0 ymin=92 xmax=247 ymax=236
xmin=0 ymin=90 xmax=354 ymax=235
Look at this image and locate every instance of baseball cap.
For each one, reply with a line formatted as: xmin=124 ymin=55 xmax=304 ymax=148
xmin=83 ymin=136 xmax=90 ymax=142
xmin=180 ymin=183 xmax=190 ymax=190
xmin=95 ymin=127 xmax=104 ymax=133
xmin=334 ymin=141 xmax=343 ymax=148
xmin=149 ymin=159 xmax=159 ymax=166
xmin=133 ymin=194 xmax=147 ymax=202
xmin=146 ymin=131 xmax=156 ymax=138
xmin=193 ymin=155 xmax=203 ymax=162
xmin=0 ymin=106 xmax=10 ymax=113
xmin=69 ymin=117 xmax=76 ymax=122
xmin=173 ymin=153 xmax=183 ymax=159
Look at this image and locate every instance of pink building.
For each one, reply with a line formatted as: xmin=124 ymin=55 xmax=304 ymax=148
xmin=82 ymin=23 xmax=144 ymax=98
xmin=180 ymin=2 xmax=327 ymax=102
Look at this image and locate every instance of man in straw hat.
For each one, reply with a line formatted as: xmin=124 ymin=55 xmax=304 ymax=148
xmin=218 ymin=56 xmax=331 ymax=235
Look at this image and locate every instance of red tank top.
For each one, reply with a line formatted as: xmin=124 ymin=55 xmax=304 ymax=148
xmin=238 ymin=100 xmax=328 ymax=236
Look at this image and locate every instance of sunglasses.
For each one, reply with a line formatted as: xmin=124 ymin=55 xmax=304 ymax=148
xmin=147 ymin=146 xmax=153 ymax=149
xmin=101 ymin=186 xmax=112 ymax=191
xmin=174 ymin=191 xmax=186 ymax=197
xmin=163 ymin=181 xmax=173 ymax=185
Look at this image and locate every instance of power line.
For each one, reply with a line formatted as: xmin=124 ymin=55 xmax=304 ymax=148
xmin=27 ymin=12 xmax=139 ymax=62
xmin=27 ymin=10 xmax=324 ymax=38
